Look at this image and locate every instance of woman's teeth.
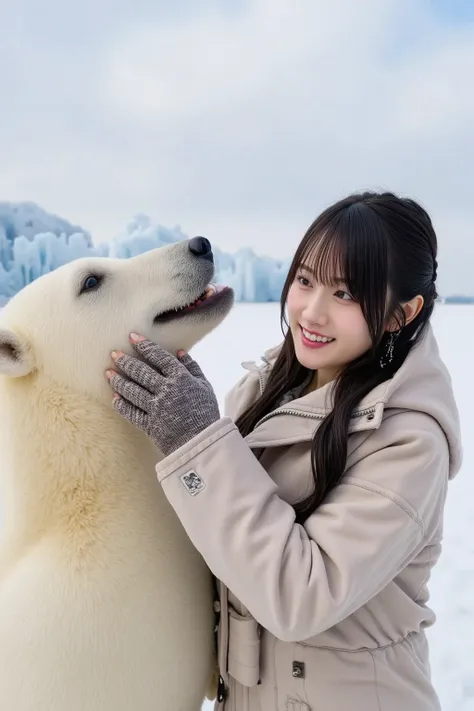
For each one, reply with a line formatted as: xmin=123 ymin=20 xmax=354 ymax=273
xmin=302 ymin=328 xmax=334 ymax=343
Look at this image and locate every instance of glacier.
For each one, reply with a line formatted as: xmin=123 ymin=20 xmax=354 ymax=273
xmin=0 ymin=204 xmax=290 ymax=305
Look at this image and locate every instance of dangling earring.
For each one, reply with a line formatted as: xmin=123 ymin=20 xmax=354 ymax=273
xmin=380 ymin=330 xmax=401 ymax=369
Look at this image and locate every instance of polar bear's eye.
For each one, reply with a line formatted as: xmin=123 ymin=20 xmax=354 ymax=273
xmin=80 ymin=274 xmax=103 ymax=294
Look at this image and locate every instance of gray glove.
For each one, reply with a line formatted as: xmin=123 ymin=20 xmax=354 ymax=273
xmin=107 ymin=337 xmax=220 ymax=456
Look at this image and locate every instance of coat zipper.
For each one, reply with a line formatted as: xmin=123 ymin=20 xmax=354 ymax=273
xmin=256 ymin=369 xmax=266 ymax=395
xmin=254 ymin=405 xmax=377 ymax=430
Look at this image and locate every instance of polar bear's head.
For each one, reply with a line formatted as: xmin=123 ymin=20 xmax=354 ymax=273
xmin=0 ymin=237 xmax=234 ymax=403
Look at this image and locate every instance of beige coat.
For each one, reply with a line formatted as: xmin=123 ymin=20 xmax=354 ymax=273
xmin=155 ymin=324 xmax=462 ymax=711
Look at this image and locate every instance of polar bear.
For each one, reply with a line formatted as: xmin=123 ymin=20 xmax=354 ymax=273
xmin=0 ymin=237 xmax=234 ymax=711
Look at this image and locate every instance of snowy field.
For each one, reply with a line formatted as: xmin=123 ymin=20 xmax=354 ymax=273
xmin=1 ymin=302 xmax=472 ymax=710
xmin=192 ymin=303 xmax=473 ymax=711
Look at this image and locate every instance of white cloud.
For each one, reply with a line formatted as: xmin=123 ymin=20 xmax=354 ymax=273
xmin=99 ymin=0 xmax=395 ymax=124
xmin=99 ymin=0 xmax=406 ymax=130
xmin=0 ymin=0 xmax=473 ymax=293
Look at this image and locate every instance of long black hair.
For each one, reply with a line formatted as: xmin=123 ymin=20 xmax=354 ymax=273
xmin=235 ymin=191 xmax=438 ymax=525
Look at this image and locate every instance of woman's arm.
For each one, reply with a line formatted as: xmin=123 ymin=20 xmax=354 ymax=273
xmin=155 ymin=411 xmax=448 ymax=642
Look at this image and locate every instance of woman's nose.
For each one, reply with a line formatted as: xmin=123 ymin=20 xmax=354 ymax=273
xmin=304 ymin=291 xmax=329 ymax=325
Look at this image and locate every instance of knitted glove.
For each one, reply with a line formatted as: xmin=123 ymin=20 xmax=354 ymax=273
xmin=107 ymin=335 xmax=220 ymax=456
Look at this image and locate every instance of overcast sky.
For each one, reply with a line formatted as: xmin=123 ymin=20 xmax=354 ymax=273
xmin=1 ymin=0 xmax=473 ymax=294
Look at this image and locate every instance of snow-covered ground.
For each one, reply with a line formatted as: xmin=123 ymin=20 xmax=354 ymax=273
xmin=193 ymin=302 xmax=473 ymax=711
xmin=1 ymin=302 xmax=471 ymax=709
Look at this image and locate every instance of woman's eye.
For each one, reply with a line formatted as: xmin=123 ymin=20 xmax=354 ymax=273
xmin=335 ymin=290 xmax=353 ymax=301
xmin=296 ymin=275 xmax=311 ymax=287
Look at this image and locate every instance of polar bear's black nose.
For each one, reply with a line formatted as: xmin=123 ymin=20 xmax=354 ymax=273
xmin=188 ymin=236 xmax=213 ymax=263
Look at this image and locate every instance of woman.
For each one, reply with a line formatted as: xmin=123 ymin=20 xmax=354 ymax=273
xmin=106 ymin=191 xmax=462 ymax=710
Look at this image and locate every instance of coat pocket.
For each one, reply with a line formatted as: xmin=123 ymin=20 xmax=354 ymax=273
xmin=227 ymin=607 xmax=261 ymax=687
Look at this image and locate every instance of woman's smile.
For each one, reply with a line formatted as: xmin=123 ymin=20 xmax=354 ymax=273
xmin=300 ymin=325 xmax=335 ymax=349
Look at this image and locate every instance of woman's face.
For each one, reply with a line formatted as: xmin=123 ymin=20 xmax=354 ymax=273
xmin=287 ymin=264 xmax=372 ymax=388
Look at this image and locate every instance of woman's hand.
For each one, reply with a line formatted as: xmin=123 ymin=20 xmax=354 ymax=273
xmin=106 ymin=333 xmax=220 ymax=456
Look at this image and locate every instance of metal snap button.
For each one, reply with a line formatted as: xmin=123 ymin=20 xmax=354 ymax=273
xmin=292 ymin=661 xmax=305 ymax=678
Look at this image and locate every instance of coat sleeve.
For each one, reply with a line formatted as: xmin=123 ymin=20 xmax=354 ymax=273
xmin=154 ymin=414 xmax=449 ymax=643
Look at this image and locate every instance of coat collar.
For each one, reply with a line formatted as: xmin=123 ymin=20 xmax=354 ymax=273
xmin=230 ymin=324 xmax=462 ymax=479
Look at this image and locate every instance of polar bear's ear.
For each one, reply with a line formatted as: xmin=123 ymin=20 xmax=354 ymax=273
xmin=0 ymin=328 xmax=34 ymax=377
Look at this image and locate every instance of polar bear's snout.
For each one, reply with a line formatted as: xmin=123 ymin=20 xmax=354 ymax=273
xmin=151 ymin=237 xmax=234 ymax=326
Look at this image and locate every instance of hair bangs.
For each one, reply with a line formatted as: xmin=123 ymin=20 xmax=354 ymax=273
xmin=298 ymin=222 xmax=350 ymax=290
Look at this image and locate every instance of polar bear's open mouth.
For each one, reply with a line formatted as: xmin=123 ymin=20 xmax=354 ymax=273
xmin=154 ymin=283 xmax=232 ymax=324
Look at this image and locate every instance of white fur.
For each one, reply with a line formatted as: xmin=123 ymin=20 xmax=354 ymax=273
xmin=0 ymin=241 xmax=233 ymax=710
